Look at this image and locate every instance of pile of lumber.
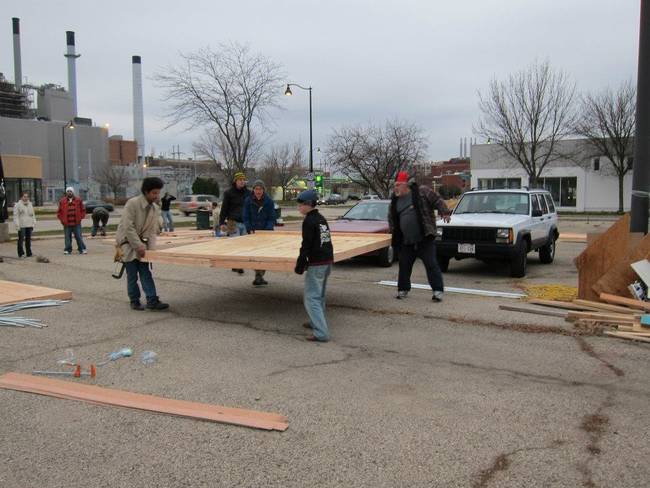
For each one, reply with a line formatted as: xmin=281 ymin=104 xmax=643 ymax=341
xmin=500 ymin=293 xmax=650 ymax=343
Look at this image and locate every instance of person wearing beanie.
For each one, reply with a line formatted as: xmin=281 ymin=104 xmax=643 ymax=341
xmin=243 ymin=179 xmax=276 ymax=286
xmin=56 ymin=186 xmax=87 ymax=255
xmin=219 ymin=172 xmax=250 ymax=274
xmin=13 ymin=191 xmax=36 ymax=258
xmin=295 ymin=189 xmax=333 ymax=342
xmin=389 ymin=170 xmax=451 ymax=302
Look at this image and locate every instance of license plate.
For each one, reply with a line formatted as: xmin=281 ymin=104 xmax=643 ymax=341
xmin=458 ymin=243 xmax=475 ymax=254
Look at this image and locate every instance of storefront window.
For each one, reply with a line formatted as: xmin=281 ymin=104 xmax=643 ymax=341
xmin=540 ymin=177 xmax=576 ymax=207
xmin=478 ymin=178 xmax=521 ymax=190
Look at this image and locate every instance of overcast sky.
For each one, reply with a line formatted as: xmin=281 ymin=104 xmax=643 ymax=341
xmin=2 ymin=0 xmax=641 ymax=164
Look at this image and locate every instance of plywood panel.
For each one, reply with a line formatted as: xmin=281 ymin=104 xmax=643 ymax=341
xmin=593 ymin=234 xmax=650 ymax=298
xmin=145 ymin=232 xmax=391 ymax=272
xmin=0 ymin=280 xmax=72 ymax=305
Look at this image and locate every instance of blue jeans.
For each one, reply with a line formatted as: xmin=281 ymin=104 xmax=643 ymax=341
xmin=17 ymin=227 xmax=33 ymax=257
xmin=161 ymin=210 xmax=174 ymax=232
xmin=228 ymin=222 xmax=247 ymax=236
xmin=64 ymin=224 xmax=86 ymax=253
xmin=125 ymin=260 xmax=157 ymax=304
xmin=304 ymin=264 xmax=332 ymax=341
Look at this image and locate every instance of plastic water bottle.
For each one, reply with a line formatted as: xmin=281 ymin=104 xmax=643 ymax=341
xmin=56 ymin=348 xmax=76 ymax=366
xmin=140 ymin=351 xmax=157 ymax=365
xmin=107 ymin=347 xmax=133 ymax=361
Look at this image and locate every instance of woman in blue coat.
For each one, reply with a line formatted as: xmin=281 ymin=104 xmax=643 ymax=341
xmin=243 ymin=179 xmax=277 ymax=286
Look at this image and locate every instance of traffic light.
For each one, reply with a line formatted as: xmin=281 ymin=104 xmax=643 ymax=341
xmin=315 ymin=174 xmax=323 ymax=190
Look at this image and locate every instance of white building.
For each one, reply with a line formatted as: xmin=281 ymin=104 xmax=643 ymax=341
xmin=470 ymin=140 xmax=633 ymax=212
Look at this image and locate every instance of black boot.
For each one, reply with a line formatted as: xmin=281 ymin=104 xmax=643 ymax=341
xmin=146 ymin=297 xmax=169 ymax=311
xmin=130 ymin=301 xmax=145 ymax=311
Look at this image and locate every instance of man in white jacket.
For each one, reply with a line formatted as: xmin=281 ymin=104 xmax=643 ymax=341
xmin=13 ymin=191 xmax=36 ymax=258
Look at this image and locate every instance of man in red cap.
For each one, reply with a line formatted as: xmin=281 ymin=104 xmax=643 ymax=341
xmin=389 ymin=170 xmax=451 ymax=301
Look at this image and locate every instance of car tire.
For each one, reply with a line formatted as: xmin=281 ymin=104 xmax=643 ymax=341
xmin=438 ymin=255 xmax=450 ymax=272
xmin=539 ymin=234 xmax=556 ymax=264
xmin=377 ymin=246 xmax=394 ymax=267
xmin=510 ymin=239 xmax=528 ymax=278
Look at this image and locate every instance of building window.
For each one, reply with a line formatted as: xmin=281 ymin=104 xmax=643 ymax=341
xmin=593 ymin=158 xmax=600 ymax=171
xmin=477 ymin=178 xmax=521 ymax=190
xmin=540 ymin=177 xmax=576 ymax=207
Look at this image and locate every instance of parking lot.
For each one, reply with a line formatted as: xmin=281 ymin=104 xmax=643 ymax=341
xmin=0 ymin=215 xmax=649 ymax=488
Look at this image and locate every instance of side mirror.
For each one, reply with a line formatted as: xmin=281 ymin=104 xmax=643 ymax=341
xmin=532 ymin=209 xmax=543 ymax=217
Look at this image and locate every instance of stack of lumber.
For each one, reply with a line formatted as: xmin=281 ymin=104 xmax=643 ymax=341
xmin=501 ymin=294 xmax=650 ymax=343
xmin=0 ymin=280 xmax=72 ymax=306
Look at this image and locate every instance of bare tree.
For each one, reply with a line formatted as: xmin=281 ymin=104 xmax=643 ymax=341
xmin=94 ymin=165 xmax=129 ymax=199
xmin=156 ymin=43 xmax=284 ymax=174
xmin=192 ymin=128 xmax=261 ymax=181
xmin=475 ymin=60 xmax=577 ymax=188
xmin=574 ymin=81 xmax=636 ymax=213
xmin=325 ymin=120 xmax=428 ymax=198
xmin=261 ymin=143 xmax=305 ymax=200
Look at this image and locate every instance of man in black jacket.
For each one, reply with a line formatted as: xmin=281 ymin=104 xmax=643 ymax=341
xmin=295 ymin=190 xmax=333 ymax=342
xmin=219 ymin=172 xmax=250 ymax=274
xmin=160 ymin=192 xmax=176 ymax=232
xmin=389 ymin=171 xmax=451 ymax=302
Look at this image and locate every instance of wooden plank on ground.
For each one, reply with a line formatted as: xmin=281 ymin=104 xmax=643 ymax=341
xmin=566 ymin=310 xmax=640 ymax=323
xmin=498 ymin=305 xmax=568 ymax=318
xmin=599 ymin=292 xmax=650 ymax=312
xmin=527 ymin=299 xmax=595 ymax=311
xmin=0 ymin=373 xmax=288 ymax=431
xmin=0 ymin=280 xmax=72 ymax=305
xmin=604 ymin=331 xmax=650 ymax=343
xmin=558 ymin=233 xmax=587 ymax=243
xmin=572 ymin=299 xmax=640 ymax=315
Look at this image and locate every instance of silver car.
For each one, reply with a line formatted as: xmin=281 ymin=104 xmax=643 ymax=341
xmin=178 ymin=194 xmax=218 ymax=216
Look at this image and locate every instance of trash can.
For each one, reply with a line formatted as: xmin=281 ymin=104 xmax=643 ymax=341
xmin=196 ymin=209 xmax=211 ymax=230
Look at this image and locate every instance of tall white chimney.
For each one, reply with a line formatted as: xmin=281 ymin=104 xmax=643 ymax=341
xmin=132 ymin=55 xmax=145 ymax=160
xmin=64 ymin=31 xmax=81 ymax=116
xmin=12 ymin=18 xmax=22 ymax=91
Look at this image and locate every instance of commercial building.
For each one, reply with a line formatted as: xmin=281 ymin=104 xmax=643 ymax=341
xmin=470 ymin=140 xmax=633 ymax=212
xmin=1 ymin=154 xmax=43 ymax=205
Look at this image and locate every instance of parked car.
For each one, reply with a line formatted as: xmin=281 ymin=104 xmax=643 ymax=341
xmin=274 ymin=202 xmax=284 ymax=226
xmin=435 ymin=188 xmax=559 ymax=277
xmin=324 ymin=193 xmax=347 ymax=205
xmin=361 ymin=194 xmax=380 ymax=201
xmin=83 ymin=200 xmax=114 ymax=212
xmin=178 ymin=194 xmax=218 ymax=216
xmin=328 ymin=199 xmax=394 ymax=267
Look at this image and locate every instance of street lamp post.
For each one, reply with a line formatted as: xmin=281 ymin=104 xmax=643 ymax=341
xmin=61 ymin=120 xmax=75 ymax=190
xmin=285 ymin=83 xmax=314 ymax=189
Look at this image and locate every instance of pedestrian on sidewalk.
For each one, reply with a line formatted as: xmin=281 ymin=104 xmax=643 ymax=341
xmin=295 ymin=189 xmax=333 ymax=342
xmin=13 ymin=191 xmax=35 ymax=258
xmin=56 ymin=187 xmax=87 ymax=255
xmin=91 ymin=206 xmax=109 ymax=237
xmin=115 ymin=177 xmax=169 ymax=311
xmin=243 ymin=179 xmax=276 ymax=286
xmin=219 ymin=172 xmax=250 ymax=274
xmin=160 ymin=191 xmax=176 ymax=232
xmin=389 ymin=171 xmax=451 ymax=302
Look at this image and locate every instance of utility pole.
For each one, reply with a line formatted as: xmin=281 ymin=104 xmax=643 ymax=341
xmin=631 ymin=0 xmax=650 ymax=233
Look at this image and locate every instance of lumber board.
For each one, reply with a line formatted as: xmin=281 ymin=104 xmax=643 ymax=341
xmin=572 ymin=299 xmax=639 ymax=315
xmin=0 ymin=280 xmax=72 ymax=305
xmin=498 ymin=305 xmax=568 ymax=318
xmin=0 ymin=373 xmax=288 ymax=431
xmin=566 ymin=311 xmax=640 ymax=323
xmin=604 ymin=331 xmax=650 ymax=343
xmin=145 ymin=232 xmax=391 ymax=272
xmin=599 ymin=292 xmax=650 ymax=312
xmin=558 ymin=233 xmax=587 ymax=243
xmin=527 ymin=299 xmax=595 ymax=311
xmin=593 ymin=233 xmax=650 ymax=298
xmin=574 ymin=214 xmax=631 ymax=301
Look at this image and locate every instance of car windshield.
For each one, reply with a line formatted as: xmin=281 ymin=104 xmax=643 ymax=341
xmin=454 ymin=192 xmax=529 ymax=215
xmin=342 ymin=201 xmax=389 ymax=221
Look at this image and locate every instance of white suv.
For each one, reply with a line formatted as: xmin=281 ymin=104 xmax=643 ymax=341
xmin=435 ymin=189 xmax=558 ymax=277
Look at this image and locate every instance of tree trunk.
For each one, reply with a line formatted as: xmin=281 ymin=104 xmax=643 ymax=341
xmin=618 ymin=173 xmax=625 ymax=214
xmin=528 ymin=174 xmax=537 ymax=189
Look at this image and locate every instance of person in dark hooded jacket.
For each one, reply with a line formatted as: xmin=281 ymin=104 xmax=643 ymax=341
xmin=219 ymin=172 xmax=250 ymax=274
xmin=243 ymin=179 xmax=276 ymax=286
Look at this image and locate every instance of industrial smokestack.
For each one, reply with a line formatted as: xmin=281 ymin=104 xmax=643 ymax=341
xmin=12 ymin=18 xmax=22 ymax=91
xmin=132 ymin=55 xmax=145 ymax=160
xmin=64 ymin=31 xmax=81 ymax=116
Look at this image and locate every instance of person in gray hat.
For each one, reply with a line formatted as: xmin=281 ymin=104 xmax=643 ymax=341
xmin=243 ymin=179 xmax=276 ymax=286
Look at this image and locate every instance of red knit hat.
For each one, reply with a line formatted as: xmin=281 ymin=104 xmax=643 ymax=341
xmin=395 ymin=171 xmax=409 ymax=183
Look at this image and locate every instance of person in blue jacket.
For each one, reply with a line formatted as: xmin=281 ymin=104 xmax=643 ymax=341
xmin=243 ymin=179 xmax=277 ymax=286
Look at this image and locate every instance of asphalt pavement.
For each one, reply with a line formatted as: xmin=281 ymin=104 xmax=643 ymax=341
xmin=0 ymin=221 xmax=648 ymax=488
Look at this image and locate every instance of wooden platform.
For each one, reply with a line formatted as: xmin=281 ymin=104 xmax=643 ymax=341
xmin=145 ymin=231 xmax=391 ymax=272
xmin=0 ymin=280 xmax=72 ymax=305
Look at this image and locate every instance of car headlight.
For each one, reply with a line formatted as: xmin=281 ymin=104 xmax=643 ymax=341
xmin=496 ymin=228 xmax=513 ymax=244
